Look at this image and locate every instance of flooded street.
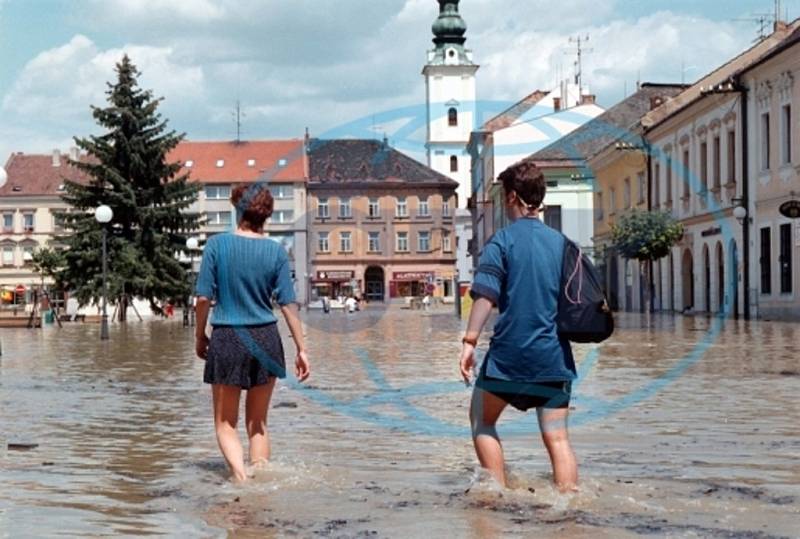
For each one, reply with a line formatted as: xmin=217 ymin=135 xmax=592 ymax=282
xmin=1 ymin=309 xmax=798 ymax=538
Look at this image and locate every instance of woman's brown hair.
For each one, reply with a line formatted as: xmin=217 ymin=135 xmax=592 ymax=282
xmin=498 ymin=160 xmax=546 ymax=211
xmin=231 ymin=183 xmax=274 ymax=232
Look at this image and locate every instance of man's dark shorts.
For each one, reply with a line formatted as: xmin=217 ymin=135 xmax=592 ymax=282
xmin=475 ymin=361 xmax=571 ymax=411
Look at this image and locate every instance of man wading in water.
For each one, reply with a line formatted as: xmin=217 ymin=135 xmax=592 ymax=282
xmin=459 ymin=161 xmax=578 ymax=492
xmin=195 ymin=183 xmax=310 ymax=483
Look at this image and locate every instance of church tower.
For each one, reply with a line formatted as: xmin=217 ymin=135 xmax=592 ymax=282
xmin=423 ymin=0 xmax=478 ymax=282
xmin=423 ymin=0 xmax=478 ymax=205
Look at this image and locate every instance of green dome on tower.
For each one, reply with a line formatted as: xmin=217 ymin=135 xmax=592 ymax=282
xmin=432 ymin=0 xmax=467 ymax=46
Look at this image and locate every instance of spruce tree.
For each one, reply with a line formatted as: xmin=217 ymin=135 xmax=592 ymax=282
xmin=59 ymin=55 xmax=200 ymax=317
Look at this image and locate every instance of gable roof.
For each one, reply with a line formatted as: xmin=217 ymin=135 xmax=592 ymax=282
xmin=642 ymin=18 xmax=800 ymax=129
xmin=169 ymin=140 xmax=306 ymax=184
xmin=481 ymin=90 xmax=549 ymax=132
xmin=527 ymin=83 xmax=687 ymax=166
xmin=0 ymin=152 xmax=89 ymax=197
xmin=307 ymin=139 xmax=458 ymax=188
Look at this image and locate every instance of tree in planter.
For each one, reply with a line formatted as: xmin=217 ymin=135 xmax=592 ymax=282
xmin=610 ymin=210 xmax=684 ymax=312
xmin=58 ymin=55 xmax=200 ymax=319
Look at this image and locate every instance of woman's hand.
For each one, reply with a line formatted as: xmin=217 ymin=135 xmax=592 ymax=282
xmin=195 ymin=333 xmax=209 ymax=360
xmin=459 ymin=343 xmax=475 ymax=384
xmin=294 ymin=350 xmax=310 ymax=382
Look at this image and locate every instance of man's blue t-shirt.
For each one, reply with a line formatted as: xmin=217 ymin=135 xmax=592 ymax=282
xmin=195 ymin=233 xmax=296 ymax=326
xmin=470 ymin=218 xmax=576 ymax=383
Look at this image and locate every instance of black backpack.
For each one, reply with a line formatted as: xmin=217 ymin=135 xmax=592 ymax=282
xmin=557 ymin=238 xmax=614 ymax=343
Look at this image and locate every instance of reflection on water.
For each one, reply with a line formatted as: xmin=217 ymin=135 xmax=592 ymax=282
xmin=1 ymin=311 xmax=798 ymax=537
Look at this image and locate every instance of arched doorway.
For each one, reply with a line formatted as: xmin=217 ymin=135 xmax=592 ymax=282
xmin=729 ymin=240 xmax=739 ymax=318
xmin=716 ymin=242 xmax=724 ymax=314
xmin=668 ymin=251 xmax=675 ymax=312
xmin=703 ymin=245 xmax=711 ymax=313
xmin=625 ymin=259 xmax=634 ymax=311
xmin=681 ymin=249 xmax=694 ymax=311
xmin=364 ymin=266 xmax=385 ymax=302
xmin=608 ymin=250 xmax=620 ymax=310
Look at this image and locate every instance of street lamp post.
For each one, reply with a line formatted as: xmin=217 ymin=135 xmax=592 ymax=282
xmin=185 ymin=237 xmax=199 ymax=327
xmin=94 ymin=205 xmax=113 ymax=340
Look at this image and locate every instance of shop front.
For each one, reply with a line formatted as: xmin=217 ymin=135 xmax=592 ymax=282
xmin=310 ymin=270 xmax=358 ymax=301
xmin=389 ymin=271 xmax=434 ymax=298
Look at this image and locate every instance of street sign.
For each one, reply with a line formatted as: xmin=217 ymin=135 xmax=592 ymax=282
xmin=779 ymin=200 xmax=800 ymax=219
xmin=15 ymin=284 xmax=26 ymax=295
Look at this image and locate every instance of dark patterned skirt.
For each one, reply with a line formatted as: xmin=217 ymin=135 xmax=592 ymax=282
xmin=204 ymin=324 xmax=286 ymax=389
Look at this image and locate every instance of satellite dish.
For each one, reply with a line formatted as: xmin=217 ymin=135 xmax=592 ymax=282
xmin=0 ymin=166 xmax=7 ymax=189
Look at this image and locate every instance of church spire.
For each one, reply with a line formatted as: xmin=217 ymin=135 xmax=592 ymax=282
xmin=427 ymin=0 xmax=474 ymax=66
xmin=432 ymin=0 xmax=467 ymax=47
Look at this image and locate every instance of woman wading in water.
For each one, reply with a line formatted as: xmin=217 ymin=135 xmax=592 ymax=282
xmin=459 ymin=161 xmax=578 ymax=492
xmin=195 ymin=183 xmax=310 ymax=482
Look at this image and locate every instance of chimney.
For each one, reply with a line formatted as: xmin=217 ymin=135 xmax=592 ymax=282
xmin=649 ymin=95 xmax=665 ymax=110
xmin=553 ymin=97 xmax=561 ymax=112
xmin=580 ymin=94 xmax=596 ymax=105
xmin=69 ymin=147 xmax=79 ymax=161
xmin=774 ymin=20 xmax=788 ymax=32
xmin=52 ymin=149 xmax=61 ymax=167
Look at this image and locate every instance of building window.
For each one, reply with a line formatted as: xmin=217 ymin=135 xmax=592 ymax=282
xmin=609 ymin=187 xmax=616 ymax=215
xmin=700 ymin=141 xmax=708 ymax=192
xmin=396 ymin=231 xmax=409 ymax=252
xmin=781 ymin=104 xmax=792 ymax=165
xmin=712 ymin=135 xmax=721 ymax=189
xmin=339 ymin=231 xmax=352 ymax=253
xmin=761 ymin=112 xmax=770 ymax=171
xmin=269 ymin=210 xmax=294 ymax=224
xmin=418 ymin=196 xmax=429 ymax=217
xmin=22 ymin=212 xmax=34 ymax=233
xmin=368 ymin=197 xmax=380 ymax=218
xmin=727 ymin=130 xmax=736 ymax=185
xmin=270 ymin=185 xmax=293 ymax=199
xmin=665 ymin=153 xmax=673 ymax=204
xmin=623 ymin=177 xmax=631 ymax=209
xmin=339 ymin=197 xmax=352 ymax=219
xmin=636 ymin=172 xmax=647 ymax=204
xmin=443 ymin=199 xmax=451 ymax=217
xmin=2 ymin=213 xmax=13 ymax=232
xmin=317 ymin=197 xmax=329 ymax=219
xmin=760 ymin=226 xmax=771 ymax=294
xmin=448 ymin=107 xmax=458 ymax=127
xmin=368 ymin=231 xmax=380 ymax=252
xmin=780 ymin=223 xmax=792 ymax=293
xmin=53 ymin=212 xmax=66 ymax=232
xmin=418 ymin=231 xmax=430 ymax=252
xmin=396 ymin=197 xmax=408 ymax=218
xmin=318 ymin=232 xmax=329 ymax=253
xmin=22 ymin=244 xmax=34 ymax=265
xmin=1 ymin=245 xmax=14 ymax=266
xmin=652 ymin=163 xmax=661 ymax=208
xmin=206 ymin=211 xmax=232 ymax=226
xmin=682 ymin=149 xmax=690 ymax=199
xmin=596 ymin=192 xmax=604 ymax=221
xmin=450 ymin=155 xmax=458 ymax=172
xmin=205 ymin=185 xmax=231 ymax=200
xmin=544 ymin=205 xmax=562 ymax=232
xmin=442 ymin=231 xmax=452 ymax=252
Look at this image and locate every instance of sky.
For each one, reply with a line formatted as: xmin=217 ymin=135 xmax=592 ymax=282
xmin=0 ymin=0 xmax=797 ymax=166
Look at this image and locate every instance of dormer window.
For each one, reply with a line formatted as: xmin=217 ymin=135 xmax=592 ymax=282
xmin=185 ymin=160 xmax=194 ymax=168
xmin=57 ymin=184 xmax=65 ymax=191
xmin=12 ymin=186 xmax=21 ymax=192
xmin=247 ymin=159 xmax=256 ymax=167
xmin=216 ymin=159 xmax=224 ymax=168
xmin=278 ymin=158 xmax=287 ymax=167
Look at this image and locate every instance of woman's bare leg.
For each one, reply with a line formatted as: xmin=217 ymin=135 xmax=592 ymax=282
xmin=245 ymin=378 xmax=276 ymax=464
xmin=212 ymin=384 xmax=247 ymax=482
xmin=470 ymin=388 xmax=509 ymax=487
xmin=537 ymin=407 xmax=578 ymax=491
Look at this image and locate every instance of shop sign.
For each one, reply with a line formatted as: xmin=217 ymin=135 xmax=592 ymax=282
xmin=393 ymin=271 xmax=433 ymax=281
xmin=700 ymin=226 xmax=721 ymax=237
xmin=778 ymin=200 xmax=800 ymax=219
xmin=317 ymin=270 xmax=354 ymax=280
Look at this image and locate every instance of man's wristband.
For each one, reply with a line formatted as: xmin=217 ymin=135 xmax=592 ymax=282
xmin=462 ymin=336 xmax=478 ymax=347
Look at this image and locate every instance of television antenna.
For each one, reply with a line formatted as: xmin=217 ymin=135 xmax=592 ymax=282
xmin=565 ymin=35 xmax=592 ymax=95
xmin=232 ymin=100 xmax=246 ymax=143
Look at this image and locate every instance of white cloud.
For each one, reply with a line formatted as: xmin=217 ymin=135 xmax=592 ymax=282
xmin=86 ymin=0 xmax=225 ymax=23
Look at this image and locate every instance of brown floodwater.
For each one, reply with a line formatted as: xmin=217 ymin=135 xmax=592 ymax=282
xmin=1 ymin=309 xmax=798 ymax=538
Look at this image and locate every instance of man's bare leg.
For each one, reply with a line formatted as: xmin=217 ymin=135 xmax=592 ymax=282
xmin=537 ymin=407 xmax=578 ymax=491
xmin=470 ymin=388 xmax=509 ymax=487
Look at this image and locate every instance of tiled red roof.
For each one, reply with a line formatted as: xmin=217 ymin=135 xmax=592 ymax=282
xmin=481 ymin=90 xmax=549 ymax=132
xmin=169 ymin=140 xmax=307 ymax=184
xmin=0 ymin=152 xmax=90 ymax=197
